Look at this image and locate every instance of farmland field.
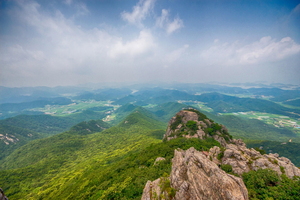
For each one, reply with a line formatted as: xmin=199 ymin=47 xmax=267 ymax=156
xmin=31 ymin=100 xmax=118 ymax=116
xmin=219 ymin=111 xmax=300 ymax=136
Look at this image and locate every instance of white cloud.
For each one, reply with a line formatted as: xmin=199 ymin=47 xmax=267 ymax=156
xmin=156 ymin=9 xmax=184 ymax=35
xmin=156 ymin=9 xmax=169 ymax=28
xmin=166 ymin=17 xmax=183 ymax=35
xmin=0 ymin=0 xmax=161 ymax=86
xmin=201 ymin=36 xmax=300 ymax=65
xmin=121 ymin=0 xmax=155 ymax=27
xmin=108 ymin=30 xmax=155 ymax=58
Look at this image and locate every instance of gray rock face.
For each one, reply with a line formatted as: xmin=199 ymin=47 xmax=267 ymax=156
xmin=171 ymin=148 xmax=248 ymax=200
xmin=141 ymin=179 xmax=163 ymax=200
xmin=209 ymin=139 xmax=300 ymax=178
xmin=142 ymin=148 xmax=249 ymax=200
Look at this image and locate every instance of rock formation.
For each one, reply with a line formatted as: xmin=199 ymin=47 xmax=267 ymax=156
xmin=163 ymin=109 xmax=232 ymax=146
xmin=209 ymin=139 xmax=300 ymax=178
xmin=142 ymin=147 xmax=248 ymax=200
xmin=141 ymin=109 xmax=300 ymax=199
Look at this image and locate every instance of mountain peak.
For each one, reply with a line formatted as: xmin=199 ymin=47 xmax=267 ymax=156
xmin=163 ymin=108 xmax=232 ymax=146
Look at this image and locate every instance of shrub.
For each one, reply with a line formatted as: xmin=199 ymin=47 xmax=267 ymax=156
xmin=220 ymin=164 xmax=233 ymax=173
xmin=186 ymin=120 xmax=198 ymax=131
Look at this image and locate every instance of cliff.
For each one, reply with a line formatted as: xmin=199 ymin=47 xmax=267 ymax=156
xmin=142 ymin=147 xmax=248 ymax=200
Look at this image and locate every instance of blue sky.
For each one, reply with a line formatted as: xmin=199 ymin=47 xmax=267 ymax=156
xmin=0 ymin=0 xmax=300 ymax=87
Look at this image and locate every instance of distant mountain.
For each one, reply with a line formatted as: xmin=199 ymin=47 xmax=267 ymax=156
xmin=0 ymin=97 xmax=72 ymax=119
xmin=196 ymin=92 xmax=300 ymax=118
xmin=149 ymin=102 xmax=190 ymax=122
xmin=68 ymin=120 xmax=111 ymax=135
xmin=0 ymin=86 xmax=87 ymax=104
xmin=74 ymin=88 xmax=132 ymax=101
xmin=117 ymin=107 xmax=165 ymax=131
xmin=112 ymin=89 xmax=195 ymax=105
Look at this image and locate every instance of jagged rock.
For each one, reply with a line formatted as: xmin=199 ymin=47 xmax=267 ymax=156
xmin=142 ymin=147 xmax=249 ymax=200
xmin=209 ymin=139 xmax=300 ymax=178
xmin=171 ymin=148 xmax=248 ymax=200
xmin=141 ymin=179 xmax=160 ymax=200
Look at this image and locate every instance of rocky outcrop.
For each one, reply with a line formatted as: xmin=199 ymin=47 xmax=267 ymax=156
xmin=209 ymin=139 xmax=300 ymax=178
xmin=142 ymin=109 xmax=300 ymax=200
xmin=164 ymin=109 xmax=232 ymax=146
xmin=142 ymin=147 xmax=248 ymax=200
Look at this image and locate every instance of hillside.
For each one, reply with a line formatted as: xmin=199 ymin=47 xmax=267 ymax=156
xmin=1 ymin=109 xmax=299 ymax=199
xmin=0 ymin=110 xmax=107 ymax=161
xmin=0 ymin=110 xmax=166 ymax=199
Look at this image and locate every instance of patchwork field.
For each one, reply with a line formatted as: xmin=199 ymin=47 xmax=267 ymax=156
xmin=31 ymin=100 xmax=118 ymax=116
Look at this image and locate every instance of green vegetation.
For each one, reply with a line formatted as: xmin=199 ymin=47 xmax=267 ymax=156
xmin=220 ymin=164 xmax=233 ymax=173
xmin=242 ymin=169 xmax=300 ymax=199
xmin=186 ymin=120 xmax=198 ymax=131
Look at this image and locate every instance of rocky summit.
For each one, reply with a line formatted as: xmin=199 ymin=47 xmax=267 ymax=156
xmin=163 ymin=109 xmax=232 ymax=146
xmin=142 ymin=109 xmax=300 ymax=200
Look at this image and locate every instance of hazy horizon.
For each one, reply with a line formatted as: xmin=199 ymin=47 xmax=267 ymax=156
xmin=1 ymin=0 xmax=300 ymax=87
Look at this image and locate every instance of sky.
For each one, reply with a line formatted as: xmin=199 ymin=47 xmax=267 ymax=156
xmin=0 ymin=0 xmax=300 ymax=87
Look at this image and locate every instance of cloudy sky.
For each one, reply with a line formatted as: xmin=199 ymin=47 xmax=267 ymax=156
xmin=0 ymin=0 xmax=300 ymax=87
